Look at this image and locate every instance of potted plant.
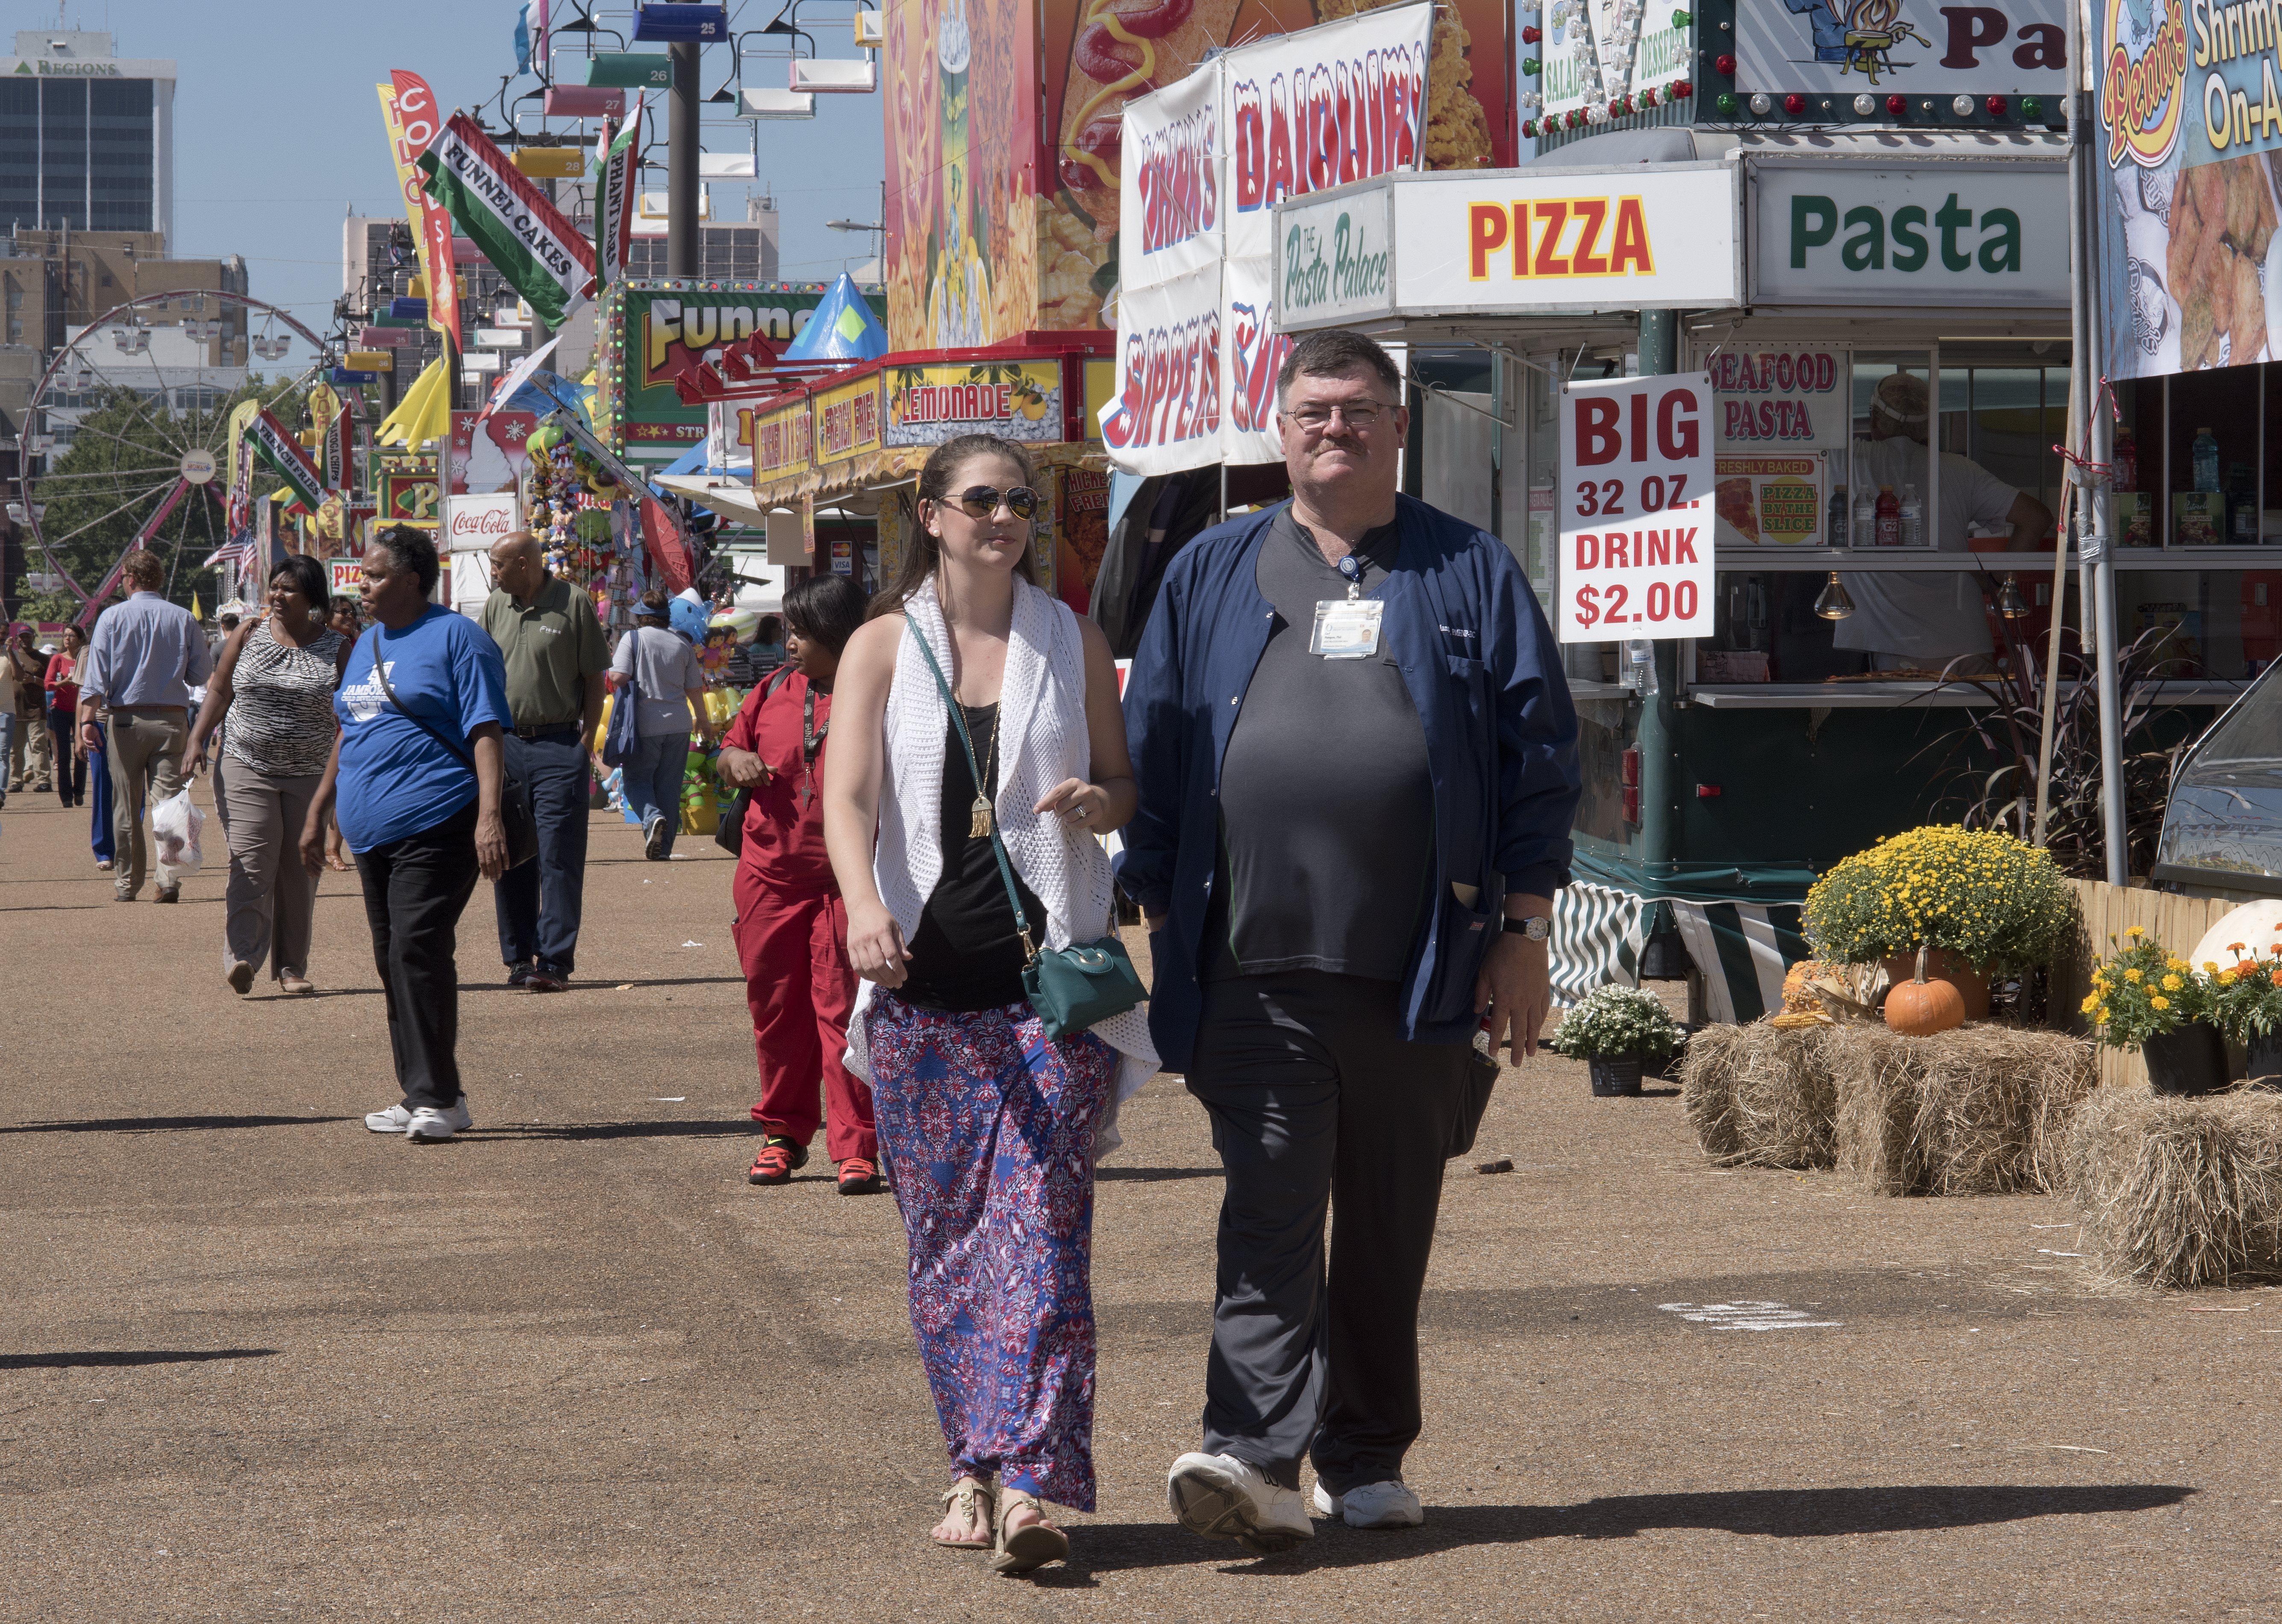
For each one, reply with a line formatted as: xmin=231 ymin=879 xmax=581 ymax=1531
xmin=1803 ymin=824 xmax=2073 ymax=1016
xmin=2082 ymin=926 xmax=2226 ymax=1095
xmin=1554 ymin=986 xmax=1685 ymax=1097
xmin=2206 ymin=928 xmax=2282 ymax=1089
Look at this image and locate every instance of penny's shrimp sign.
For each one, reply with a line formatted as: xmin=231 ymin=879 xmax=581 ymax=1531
xmin=1557 ymin=373 xmax=1715 ymax=642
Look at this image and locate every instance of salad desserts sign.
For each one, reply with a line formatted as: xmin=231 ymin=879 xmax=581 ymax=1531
xmin=2096 ymin=0 xmax=2282 ymax=376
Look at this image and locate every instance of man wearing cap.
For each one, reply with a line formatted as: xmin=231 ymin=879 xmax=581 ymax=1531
xmin=74 ymin=551 xmax=213 ymax=901
xmin=1119 ymin=327 xmax=1581 ymax=1551
xmin=1835 ymin=371 xmax=2056 ymax=673
xmin=479 ymin=529 xmax=609 ymax=992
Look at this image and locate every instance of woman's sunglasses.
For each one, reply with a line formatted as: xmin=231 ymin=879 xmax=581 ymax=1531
xmin=941 ymin=485 xmax=1040 ymax=521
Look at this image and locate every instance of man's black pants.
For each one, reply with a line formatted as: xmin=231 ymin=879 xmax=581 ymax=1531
xmin=1185 ymin=971 xmax=1471 ymax=1495
xmin=495 ymin=729 xmax=589 ymax=978
xmin=357 ymin=800 xmax=480 ymax=1111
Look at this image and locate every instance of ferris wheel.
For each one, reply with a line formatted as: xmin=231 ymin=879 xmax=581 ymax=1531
xmin=21 ymin=290 xmax=337 ymax=620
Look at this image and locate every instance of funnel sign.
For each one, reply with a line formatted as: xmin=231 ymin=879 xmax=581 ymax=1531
xmin=1557 ymin=372 xmax=1714 ymax=643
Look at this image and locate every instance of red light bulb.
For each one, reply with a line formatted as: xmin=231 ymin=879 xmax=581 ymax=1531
xmin=1673 ymin=79 xmax=1692 ymax=97
xmin=1522 ymin=24 xmax=1541 ymax=42
xmin=1985 ymin=94 xmax=2008 ymax=115
xmin=1886 ymin=94 xmax=1905 ymax=115
xmin=1714 ymin=52 xmax=1735 ymax=74
xmin=1783 ymin=92 xmax=1805 ymax=115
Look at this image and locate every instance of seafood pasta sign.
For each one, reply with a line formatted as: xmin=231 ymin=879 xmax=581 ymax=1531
xmin=2095 ymin=0 xmax=2282 ymax=376
xmin=1556 ymin=373 xmax=1715 ymax=643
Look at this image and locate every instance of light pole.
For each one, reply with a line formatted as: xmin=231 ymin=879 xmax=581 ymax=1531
xmin=670 ymin=41 xmax=701 ymax=278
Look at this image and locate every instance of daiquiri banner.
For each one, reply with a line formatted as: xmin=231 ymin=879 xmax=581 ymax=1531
xmin=2095 ymin=0 xmax=2282 ymax=375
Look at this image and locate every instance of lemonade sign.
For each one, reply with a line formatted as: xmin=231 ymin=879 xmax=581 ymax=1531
xmin=884 ymin=360 xmax=1062 ymax=446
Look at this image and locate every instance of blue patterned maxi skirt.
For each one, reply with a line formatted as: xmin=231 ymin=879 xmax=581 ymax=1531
xmin=866 ymin=990 xmax=1115 ymax=1511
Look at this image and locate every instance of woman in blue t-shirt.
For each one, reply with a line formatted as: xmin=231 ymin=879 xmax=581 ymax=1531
xmin=301 ymin=526 xmax=514 ymax=1144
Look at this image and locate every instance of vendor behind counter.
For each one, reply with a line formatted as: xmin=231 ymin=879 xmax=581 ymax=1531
xmin=1833 ymin=373 xmax=2055 ymax=672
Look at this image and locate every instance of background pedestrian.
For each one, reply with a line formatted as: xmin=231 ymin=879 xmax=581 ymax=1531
xmin=825 ymin=434 xmax=1150 ymax=1575
xmin=305 ymin=526 xmax=512 ymax=1144
xmin=4 ymin=625 xmax=51 ymax=794
xmin=75 ymin=551 xmax=212 ymax=902
xmin=480 ymin=529 xmax=608 ymax=993
xmin=44 ymin=628 xmax=86 ymax=807
xmin=715 ymin=573 xmax=873 ymax=1192
xmin=185 ymin=556 xmax=349 ymax=996
xmin=608 ymin=587 xmax=715 ymax=861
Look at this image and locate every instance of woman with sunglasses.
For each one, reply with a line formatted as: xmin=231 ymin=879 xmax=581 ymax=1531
xmin=825 ymin=433 xmax=1153 ymax=1576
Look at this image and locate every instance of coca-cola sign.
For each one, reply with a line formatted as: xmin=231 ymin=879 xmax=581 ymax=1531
xmin=444 ymin=491 xmax=522 ymax=555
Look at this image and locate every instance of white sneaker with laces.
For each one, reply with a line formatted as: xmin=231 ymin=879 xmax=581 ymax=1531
xmin=406 ymin=1105 xmax=469 ymax=1142
xmin=1312 ymin=1479 xmax=1423 ymax=1529
xmin=368 ymin=1101 xmax=473 ymax=1137
xmin=1167 ymin=1452 xmax=1314 ymax=1554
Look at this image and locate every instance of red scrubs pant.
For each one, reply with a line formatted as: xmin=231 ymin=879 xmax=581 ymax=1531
xmin=733 ymin=867 xmax=875 ymax=1163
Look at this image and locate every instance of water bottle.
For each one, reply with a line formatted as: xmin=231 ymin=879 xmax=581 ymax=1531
xmin=2193 ymin=427 xmax=2220 ymax=493
xmin=1853 ymin=485 xmax=1877 ymax=548
xmin=1829 ymin=485 xmax=1848 ymax=547
xmin=1899 ymin=483 xmax=1924 ymax=548
xmin=1875 ymin=485 xmax=1901 ymax=548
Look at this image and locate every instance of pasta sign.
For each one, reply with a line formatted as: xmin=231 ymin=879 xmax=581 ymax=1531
xmin=1557 ymin=373 xmax=1714 ymax=643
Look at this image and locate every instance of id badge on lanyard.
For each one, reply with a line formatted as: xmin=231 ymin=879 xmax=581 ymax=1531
xmin=1309 ymin=553 xmax=1384 ymax=659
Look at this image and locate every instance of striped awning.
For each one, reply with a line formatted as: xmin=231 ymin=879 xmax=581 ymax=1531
xmin=1668 ymin=899 xmax=1811 ymax=1024
xmin=1551 ymin=879 xmax=1654 ymax=1007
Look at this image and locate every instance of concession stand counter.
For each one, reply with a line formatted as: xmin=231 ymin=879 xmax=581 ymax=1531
xmin=1278 ymin=129 xmax=2256 ymax=1014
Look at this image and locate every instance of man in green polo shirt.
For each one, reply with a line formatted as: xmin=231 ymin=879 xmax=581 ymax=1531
xmin=480 ymin=530 xmax=610 ymax=992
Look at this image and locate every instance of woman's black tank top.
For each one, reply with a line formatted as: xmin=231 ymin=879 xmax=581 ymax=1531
xmin=896 ymin=702 xmax=1045 ymax=1013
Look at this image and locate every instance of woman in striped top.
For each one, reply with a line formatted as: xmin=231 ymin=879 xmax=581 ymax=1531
xmin=185 ymin=555 xmax=350 ymax=996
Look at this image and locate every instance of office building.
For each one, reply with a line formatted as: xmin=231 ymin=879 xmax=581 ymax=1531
xmin=0 ymin=31 xmax=177 ymax=244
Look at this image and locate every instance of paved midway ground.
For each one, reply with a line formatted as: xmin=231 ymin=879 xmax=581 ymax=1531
xmin=4 ymin=785 xmax=2278 ymax=1622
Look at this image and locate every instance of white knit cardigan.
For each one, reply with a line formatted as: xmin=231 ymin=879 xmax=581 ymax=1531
xmin=842 ymin=575 xmax=1159 ymax=1154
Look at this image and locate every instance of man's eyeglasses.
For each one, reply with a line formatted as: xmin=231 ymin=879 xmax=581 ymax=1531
xmin=944 ymin=485 xmax=1040 ymax=520
xmin=1284 ymin=400 xmax=1391 ymax=434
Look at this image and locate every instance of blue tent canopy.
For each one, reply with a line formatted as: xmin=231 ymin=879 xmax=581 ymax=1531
xmin=781 ymin=273 xmax=888 ymax=364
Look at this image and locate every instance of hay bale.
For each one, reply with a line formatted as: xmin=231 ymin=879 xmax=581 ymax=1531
xmin=2065 ymin=1085 xmax=2282 ymax=1289
xmin=1679 ymin=1023 xmax=1841 ymax=1169
xmin=1832 ymin=1024 xmax=2096 ymax=1197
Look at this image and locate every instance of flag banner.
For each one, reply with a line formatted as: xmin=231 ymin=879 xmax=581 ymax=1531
xmin=248 ymin=408 xmax=327 ymax=510
xmin=477 ymin=335 xmax=564 ymax=431
xmin=385 ymin=73 xmax=460 ymax=341
xmin=225 ymin=398 xmax=259 ymax=530
xmin=595 ymin=98 xmax=643 ymax=290
xmin=325 ymin=393 xmax=357 ymax=492
xmin=421 ymin=112 xmax=598 ymax=327
xmin=1097 ymin=261 xmax=1223 ymax=478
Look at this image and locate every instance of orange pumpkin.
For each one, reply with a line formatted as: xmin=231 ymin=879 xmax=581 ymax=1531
xmin=1885 ymin=947 xmax=1966 ymax=1036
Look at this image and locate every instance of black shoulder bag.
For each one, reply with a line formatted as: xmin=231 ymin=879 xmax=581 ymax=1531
xmin=366 ymin=628 xmax=540 ymax=870
xmin=713 ymin=666 xmax=803 ymax=858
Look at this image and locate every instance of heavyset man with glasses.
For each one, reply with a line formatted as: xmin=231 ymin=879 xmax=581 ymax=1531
xmin=1119 ymin=328 xmax=1581 ymax=1551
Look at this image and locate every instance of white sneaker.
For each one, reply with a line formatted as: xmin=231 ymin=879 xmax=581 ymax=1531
xmin=367 ymin=1101 xmax=473 ymax=1137
xmin=1167 ymin=1452 xmax=1314 ymax=1554
xmin=1312 ymin=1479 xmax=1423 ymax=1529
xmin=405 ymin=1104 xmax=471 ymax=1142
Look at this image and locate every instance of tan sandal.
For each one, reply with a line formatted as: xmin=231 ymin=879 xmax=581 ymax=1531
xmin=933 ymin=1478 xmax=994 ymax=1550
xmin=988 ymin=1490 xmax=1069 ymax=1576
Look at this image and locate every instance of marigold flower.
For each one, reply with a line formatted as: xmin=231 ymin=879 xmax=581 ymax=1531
xmin=2219 ymin=971 xmax=2237 ymax=987
xmin=2151 ymin=995 xmax=2170 ymax=1010
xmin=2127 ymin=925 xmax=2146 ymax=937
xmin=2096 ymin=1006 xmax=2111 ymax=1022
xmin=2163 ymin=974 xmax=2184 ymax=991
xmin=2080 ymin=993 xmax=2100 ymax=1013
xmin=2125 ymin=969 xmax=2144 ymax=983
xmin=2230 ymin=943 xmax=2247 ymax=953
xmin=2205 ymin=961 xmax=2220 ymax=972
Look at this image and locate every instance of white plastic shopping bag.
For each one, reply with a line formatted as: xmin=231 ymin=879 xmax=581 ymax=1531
xmin=152 ymin=786 xmax=206 ymax=884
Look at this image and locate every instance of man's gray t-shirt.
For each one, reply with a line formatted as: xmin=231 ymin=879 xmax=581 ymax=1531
xmin=611 ymin=624 xmax=706 ymax=737
xmin=1204 ymin=507 xmax=1434 ymax=983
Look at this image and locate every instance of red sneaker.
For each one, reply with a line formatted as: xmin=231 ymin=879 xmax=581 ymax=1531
xmin=747 ymin=1135 xmax=808 ymax=1186
xmin=836 ymin=1156 xmax=884 ymax=1195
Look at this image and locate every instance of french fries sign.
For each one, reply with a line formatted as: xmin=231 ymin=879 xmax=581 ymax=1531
xmin=1557 ymin=373 xmax=1715 ymax=643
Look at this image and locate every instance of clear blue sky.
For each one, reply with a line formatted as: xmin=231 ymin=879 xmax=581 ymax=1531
xmin=45 ymin=0 xmax=887 ymax=332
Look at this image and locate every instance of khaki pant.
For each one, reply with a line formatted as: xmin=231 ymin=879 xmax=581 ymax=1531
xmin=107 ymin=706 xmax=188 ymax=898
xmin=9 ymin=705 xmax=50 ymax=788
xmin=217 ymin=763 xmax=323 ymax=979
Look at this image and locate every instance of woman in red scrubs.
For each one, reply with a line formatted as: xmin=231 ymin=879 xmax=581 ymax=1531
xmin=716 ymin=574 xmax=879 ymax=1192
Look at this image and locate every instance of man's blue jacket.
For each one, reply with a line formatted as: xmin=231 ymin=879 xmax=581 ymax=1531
xmin=1115 ymin=495 xmax=1583 ymax=1072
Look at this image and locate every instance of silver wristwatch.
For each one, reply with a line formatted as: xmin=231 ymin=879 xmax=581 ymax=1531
xmin=1506 ymin=914 xmax=1552 ymax=942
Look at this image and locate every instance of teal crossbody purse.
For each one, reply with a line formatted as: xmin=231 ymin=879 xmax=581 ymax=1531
xmin=905 ymin=612 xmax=1145 ymax=1040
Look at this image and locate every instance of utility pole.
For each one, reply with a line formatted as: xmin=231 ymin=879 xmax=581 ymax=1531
xmin=669 ymin=41 xmax=700 ymax=278
xmin=1634 ymin=309 xmax=1679 ymax=880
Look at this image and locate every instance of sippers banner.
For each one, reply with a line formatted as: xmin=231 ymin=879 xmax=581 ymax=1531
xmin=420 ymin=112 xmax=597 ymax=327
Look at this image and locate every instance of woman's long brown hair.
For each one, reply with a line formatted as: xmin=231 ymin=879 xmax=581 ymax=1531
xmin=868 ymin=433 xmax=1040 ymax=619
